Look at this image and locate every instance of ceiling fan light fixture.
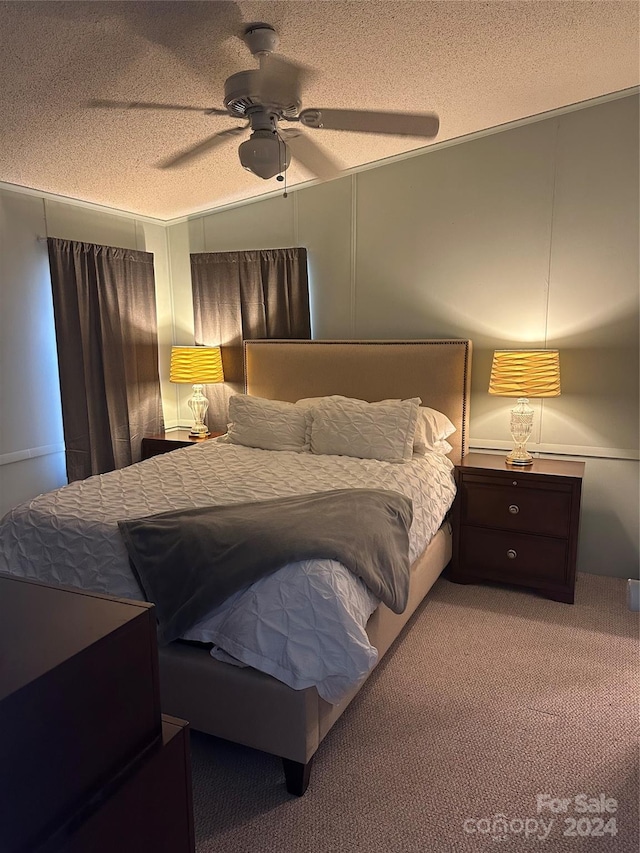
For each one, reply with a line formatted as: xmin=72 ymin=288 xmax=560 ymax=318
xmin=239 ymin=131 xmax=290 ymax=180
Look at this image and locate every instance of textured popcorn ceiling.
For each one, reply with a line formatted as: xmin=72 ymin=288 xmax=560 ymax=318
xmin=0 ymin=1 xmax=638 ymax=220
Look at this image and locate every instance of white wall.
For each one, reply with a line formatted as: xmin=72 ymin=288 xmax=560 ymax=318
xmin=0 ymin=192 xmax=67 ymax=512
xmin=0 ymin=188 xmax=172 ymax=516
xmin=1 ymin=94 xmax=637 ymax=579
xmin=165 ymin=93 xmax=639 ymax=580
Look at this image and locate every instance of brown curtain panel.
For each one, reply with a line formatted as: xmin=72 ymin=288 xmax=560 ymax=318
xmin=190 ymin=248 xmax=311 ymax=430
xmin=48 ymin=238 xmax=164 ymax=481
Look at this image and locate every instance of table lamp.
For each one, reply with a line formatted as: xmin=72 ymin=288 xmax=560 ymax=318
xmin=488 ymin=349 xmax=561 ymax=465
xmin=169 ymin=346 xmax=225 ymax=437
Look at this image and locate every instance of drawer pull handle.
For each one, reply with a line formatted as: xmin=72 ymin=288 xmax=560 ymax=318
xmin=512 ymin=480 xmax=518 ymax=486
xmin=506 ymin=549 xmax=517 ymax=560
xmin=508 ymin=504 xmax=520 ymax=515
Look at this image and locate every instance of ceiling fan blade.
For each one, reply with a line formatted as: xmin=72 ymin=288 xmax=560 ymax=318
xmin=299 ymin=108 xmax=440 ymax=138
xmin=256 ymin=55 xmax=314 ymax=108
xmin=158 ymin=126 xmax=246 ymax=169
xmin=282 ymin=130 xmax=341 ymax=180
xmin=89 ymin=99 xmax=229 ymax=116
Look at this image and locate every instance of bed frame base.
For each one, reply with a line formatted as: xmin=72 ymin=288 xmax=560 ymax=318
xmin=158 ymin=525 xmax=452 ymax=794
xmin=282 ymin=757 xmax=314 ymax=796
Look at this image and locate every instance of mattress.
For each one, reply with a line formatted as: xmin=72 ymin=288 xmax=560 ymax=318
xmin=0 ymin=440 xmax=456 ymax=702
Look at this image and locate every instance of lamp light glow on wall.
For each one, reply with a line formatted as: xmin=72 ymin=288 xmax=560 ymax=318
xmin=169 ymin=346 xmax=224 ymax=437
xmin=488 ymin=349 xmax=561 ymax=466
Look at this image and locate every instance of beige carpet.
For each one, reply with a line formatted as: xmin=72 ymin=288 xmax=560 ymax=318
xmin=190 ymin=573 xmax=639 ymax=852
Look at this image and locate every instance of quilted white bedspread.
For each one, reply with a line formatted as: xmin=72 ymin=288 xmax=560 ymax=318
xmin=0 ymin=440 xmax=456 ymax=702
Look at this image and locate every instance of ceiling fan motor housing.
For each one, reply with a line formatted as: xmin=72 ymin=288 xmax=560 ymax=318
xmin=224 ymin=71 xmax=300 ymax=118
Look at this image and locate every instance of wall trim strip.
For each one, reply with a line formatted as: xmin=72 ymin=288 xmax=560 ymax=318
xmin=161 ymin=87 xmax=639 ymax=225
xmin=0 ymin=181 xmax=167 ymax=224
xmin=0 ymin=443 xmax=66 ymax=467
xmin=2 ymin=439 xmax=636 ymax=467
xmin=469 ymin=440 xmax=639 ymax=462
xmin=2 ymin=88 xmax=636 ymax=228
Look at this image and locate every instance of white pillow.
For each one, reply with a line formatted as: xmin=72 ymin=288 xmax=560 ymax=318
xmin=295 ymin=394 xmax=455 ymax=456
xmin=227 ymin=395 xmax=309 ymax=452
xmin=295 ymin=395 xmax=350 ymax=408
xmin=306 ymin=396 xmax=420 ymax=463
xmin=296 ymin=396 xmax=351 ymax=445
xmin=413 ymin=407 xmax=456 ymax=455
xmin=431 ymin=438 xmax=454 ymax=456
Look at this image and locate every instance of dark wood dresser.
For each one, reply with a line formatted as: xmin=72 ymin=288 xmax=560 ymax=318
xmin=60 ymin=715 xmax=193 ymax=853
xmin=450 ymin=452 xmax=585 ymax=603
xmin=0 ymin=575 xmax=195 ymax=853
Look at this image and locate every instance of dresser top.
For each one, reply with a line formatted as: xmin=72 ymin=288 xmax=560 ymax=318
xmin=459 ymin=452 xmax=585 ymax=480
xmin=0 ymin=574 xmax=152 ymax=700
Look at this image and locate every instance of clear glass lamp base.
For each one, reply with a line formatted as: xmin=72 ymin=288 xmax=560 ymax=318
xmin=188 ymin=384 xmax=210 ymax=437
xmin=506 ymin=444 xmax=533 ymax=466
xmin=506 ymin=398 xmax=534 ymax=466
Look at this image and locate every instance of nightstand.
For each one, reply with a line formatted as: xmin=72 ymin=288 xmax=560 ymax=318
xmin=450 ymin=452 xmax=585 ymax=603
xmin=141 ymin=430 xmax=224 ymax=461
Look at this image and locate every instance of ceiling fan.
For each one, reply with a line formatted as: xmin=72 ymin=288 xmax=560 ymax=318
xmin=91 ymin=22 xmax=440 ymax=182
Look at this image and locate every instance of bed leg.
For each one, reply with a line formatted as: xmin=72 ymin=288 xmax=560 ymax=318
xmin=282 ymin=757 xmax=313 ymax=796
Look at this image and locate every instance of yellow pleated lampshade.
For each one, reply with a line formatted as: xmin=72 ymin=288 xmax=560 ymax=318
xmin=169 ymin=346 xmax=224 ymax=384
xmin=488 ymin=349 xmax=561 ymax=398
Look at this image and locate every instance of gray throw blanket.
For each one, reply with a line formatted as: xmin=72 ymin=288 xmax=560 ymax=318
xmin=118 ymin=489 xmax=413 ymax=645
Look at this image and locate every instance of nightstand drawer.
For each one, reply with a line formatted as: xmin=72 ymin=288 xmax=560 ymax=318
xmin=462 ymin=479 xmax=572 ymax=537
xmin=460 ymin=526 xmax=568 ymax=585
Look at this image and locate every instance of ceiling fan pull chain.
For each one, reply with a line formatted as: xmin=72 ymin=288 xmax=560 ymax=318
xmin=283 ymin=135 xmax=288 ymax=198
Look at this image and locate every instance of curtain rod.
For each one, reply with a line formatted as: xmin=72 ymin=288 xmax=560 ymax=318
xmin=37 ymin=236 xmax=48 ymax=242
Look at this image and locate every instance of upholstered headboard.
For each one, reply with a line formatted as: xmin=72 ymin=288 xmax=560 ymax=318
xmin=244 ymin=340 xmax=472 ymax=464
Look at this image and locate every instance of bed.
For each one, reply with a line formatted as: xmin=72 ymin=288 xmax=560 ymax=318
xmin=0 ymin=339 xmax=471 ymax=795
